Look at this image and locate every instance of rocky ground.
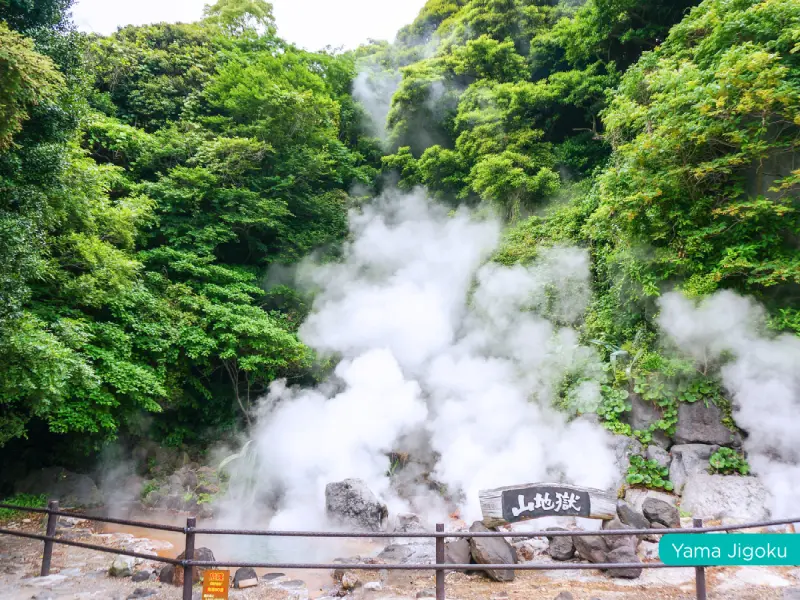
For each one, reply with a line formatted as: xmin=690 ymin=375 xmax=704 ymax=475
xmin=2 ymin=513 xmax=800 ymax=600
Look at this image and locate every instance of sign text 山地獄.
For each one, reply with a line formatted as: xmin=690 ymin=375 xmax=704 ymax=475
xmin=501 ymin=485 xmax=590 ymax=522
xmin=478 ymin=482 xmax=617 ymax=526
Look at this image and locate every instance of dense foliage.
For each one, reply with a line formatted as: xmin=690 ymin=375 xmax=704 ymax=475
xmin=0 ymin=0 xmax=379 ymax=471
xmin=373 ymin=0 xmax=798 ymax=474
xmin=0 ymin=0 xmax=797 ymax=489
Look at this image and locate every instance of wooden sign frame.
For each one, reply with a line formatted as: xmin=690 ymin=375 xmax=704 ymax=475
xmin=479 ymin=482 xmax=616 ymax=527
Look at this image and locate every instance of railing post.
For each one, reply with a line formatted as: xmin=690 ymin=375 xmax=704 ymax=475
xmin=435 ymin=523 xmax=445 ymax=600
xmin=40 ymin=500 xmax=59 ymax=576
xmin=183 ymin=516 xmax=196 ymax=600
xmin=694 ymin=517 xmax=707 ymax=600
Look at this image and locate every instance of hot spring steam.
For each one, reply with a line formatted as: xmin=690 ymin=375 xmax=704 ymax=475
xmin=214 ymin=189 xmax=620 ymax=550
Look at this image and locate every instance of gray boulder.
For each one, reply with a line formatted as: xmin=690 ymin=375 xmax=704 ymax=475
xmin=109 ymin=556 xmax=134 ymax=578
xmin=554 ymin=593 xmax=574 ymax=600
xmin=680 ymin=474 xmax=770 ymax=520
xmin=445 ymin=538 xmax=471 ymax=566
xmin=616 ymin=500 xmax=649 ymax=531
xmin=602 ymin=518 xmax=637 ymax=553
xmin=611 ymin=435 xmax=645 ymax=492
xmin=674 ymin=402 xmax=740 ymax=447
xmin=468 ymin=521 xmax=517 ymax=582
xmin=393 ymin=513 xmax=424 ymax=533
xmin=642 ymin=498 xmax=680 ymax=528
xmin=545 ymin=528 xmax=574 ymax=561
xmin=624 ymin=488 xmax=677 ymax=513
xmin=669 ymin=444 xmax=719 ymax=495
xmin=233 ymin=567 xmax=258 ymax=588
xmin=16 ymin=468 xmax=104 ymax=508
xmin=606 ymin=547 xmax=643 ymax=579
xmin=325 ymin=479 xmax=388 ymax=532
xmin=646 ymin=445 xmax=671 ymax=469
xmin=628 ymin=393 xmax=670 ymax=447
xmin=574 ymin=522 xmax=642 ymax=579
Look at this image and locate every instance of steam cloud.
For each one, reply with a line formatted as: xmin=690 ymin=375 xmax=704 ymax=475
xmin=219 ymin=189 xmax=619 ymax=537
xmin=657 ymin=291 xmax=800 ymax=518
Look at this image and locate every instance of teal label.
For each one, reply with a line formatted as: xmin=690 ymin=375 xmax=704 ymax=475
xmin=660 ymin=534 xmax=800 ymax=566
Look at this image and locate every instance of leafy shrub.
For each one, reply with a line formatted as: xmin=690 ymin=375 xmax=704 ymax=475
xmin=626 ymin=454 xmax=674 ymax=491
xmin=0 ymin=493 xmax=47 ymax=520
xmin=710 ymin=448 xmax=750 ymax=475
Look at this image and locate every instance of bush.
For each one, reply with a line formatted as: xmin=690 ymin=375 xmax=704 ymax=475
xmin=0 ymin=493 xmax=47 ymax=520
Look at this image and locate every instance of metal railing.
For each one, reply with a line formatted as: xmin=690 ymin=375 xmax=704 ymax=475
xmin=1 ymin=500 xmax=797 ymax=600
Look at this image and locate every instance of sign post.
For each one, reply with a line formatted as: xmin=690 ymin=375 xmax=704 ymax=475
xmin=202 ymin=570 xmax=230 ymax=600
xmin=479 ymin=482 xmax=616 ymax=527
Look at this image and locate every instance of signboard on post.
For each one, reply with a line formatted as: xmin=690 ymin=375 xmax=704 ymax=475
xmin=202 ymin=570 xmax=230 ymax=600
xmin=479 ymin=482 xmax=616 ymax=528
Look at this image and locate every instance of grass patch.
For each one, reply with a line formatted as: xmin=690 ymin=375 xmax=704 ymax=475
xmin=0 ymin=493 xmax=48 ymax=520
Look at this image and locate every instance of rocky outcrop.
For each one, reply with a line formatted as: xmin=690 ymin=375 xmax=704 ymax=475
xmin=674 ymin=402 xmax=740 ymax=447
xmin=646 ymin=445 xmax=671 ymax=469
xmin=325 ymin=479 xmax=388 ymax=532
xmin=468 ymin=521 xmax=517 ymax=582
xmin=233 ymin=567 xmax=258 ymax=589
xmin=680 ymin=474 xmax=770 ymax=520
xmin=444 ymin=539 xmax=471 ymax=565
xmin=669 ymin=444 xmax=718 ymax=494
xmin=141 ymin=465 xmax=221 ymax=517
xmin=169 ymin=547 xmax=215 ymax=587
xmin=16 ymin=468 xmax=104 ymax=508
xmin=616 ymin=500 xmax=649 ymax=530
xmin=642 ymin=498 xmax=680 ymax=528
xmin=570 ymin=519 xmax=642 ymax=579
xmin=545 ymin=528 xmax=575 ymax=561
xmin=108 ymin=556 xmax=134 ymax=578
xmin=628 ymin=393 xmax=670 ymax=447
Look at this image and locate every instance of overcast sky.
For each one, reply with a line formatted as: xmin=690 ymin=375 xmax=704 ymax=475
xmin=70 ymin=0 xmax=427 ymax=51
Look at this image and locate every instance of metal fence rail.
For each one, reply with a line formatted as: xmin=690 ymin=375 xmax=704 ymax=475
xmin=1 ymin=500 xmax=797 ymax=600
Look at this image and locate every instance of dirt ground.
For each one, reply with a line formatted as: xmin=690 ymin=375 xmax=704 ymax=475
xmin=1 ymin=514 xmax=798 ymax=600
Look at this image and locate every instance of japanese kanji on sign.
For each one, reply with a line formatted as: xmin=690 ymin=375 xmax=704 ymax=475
xmin=478 ymin=482 xmax=617 ymax=527
xmin=202 ymin=570 xmax=230 ymax=600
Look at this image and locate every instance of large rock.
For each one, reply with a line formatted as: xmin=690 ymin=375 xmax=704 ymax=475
xmin=616 ymin=500 xmax=649 ymax=530
xmin=611 ymin=435 xmax=644 ymax=492
xmin=445 ymin=539 xmax=471 ymax=565
xmin=109 ymin=556 xmax=134 ymax=577
xmin=233 ymin=567 xmax=258 ymax=588
xmin=468 ymin=521 xmax=517 ymax=582
xmin=646 ymin=445 xmax=671 ymax=469
xmin=573 ymin=522 xmax=642 ymax=579
xmin=606 ymin=547 xmax=643 ymax=579
xmin=573 ymin=534 xmax=608 ymax=564
xmin=674 ymin=402 xmax=740 ymax=446
xmin=642 ymin=498 xmax=680 ymax=528
xmin=545 ymin=528 xmax=575 ymax=561
xmin=325 ymin=479 xmax=388 ymax=532
xmin=172 ymin=547 xmax=215 ymax=586
xmin=680 ymin=474 xmax=770 ymax=520
xmin=624 ymin=488 xmax=677 ymax=513
xmin=669 ymin=444 xmax=718 ymax=495
xmin=16 ymin=468 xmax=104 ymax=508
xmin=628 ymin=393 xmax=670 ymax=447
xmin=602 ymin=518 xmax=637 ymax=553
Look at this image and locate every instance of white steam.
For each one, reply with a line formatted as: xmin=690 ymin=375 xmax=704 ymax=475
xmin=219 ymin=188 xmax=618 ymax=538
xmin=352 ymin=63 xmax=402 ymax=142
xmin=657 ymin=290 xmax=800 ymax=518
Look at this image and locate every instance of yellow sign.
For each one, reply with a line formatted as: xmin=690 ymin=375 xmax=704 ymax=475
xmin=202 ymin=570 xmax=230 ymax=600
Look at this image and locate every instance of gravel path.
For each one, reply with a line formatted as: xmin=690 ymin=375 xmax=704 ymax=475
xmin=2 ymin=515 xmax=798 ymax=600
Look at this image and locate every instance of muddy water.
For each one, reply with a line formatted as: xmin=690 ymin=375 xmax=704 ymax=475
xmin=93 ymin=506 xmax=384 ymax=596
